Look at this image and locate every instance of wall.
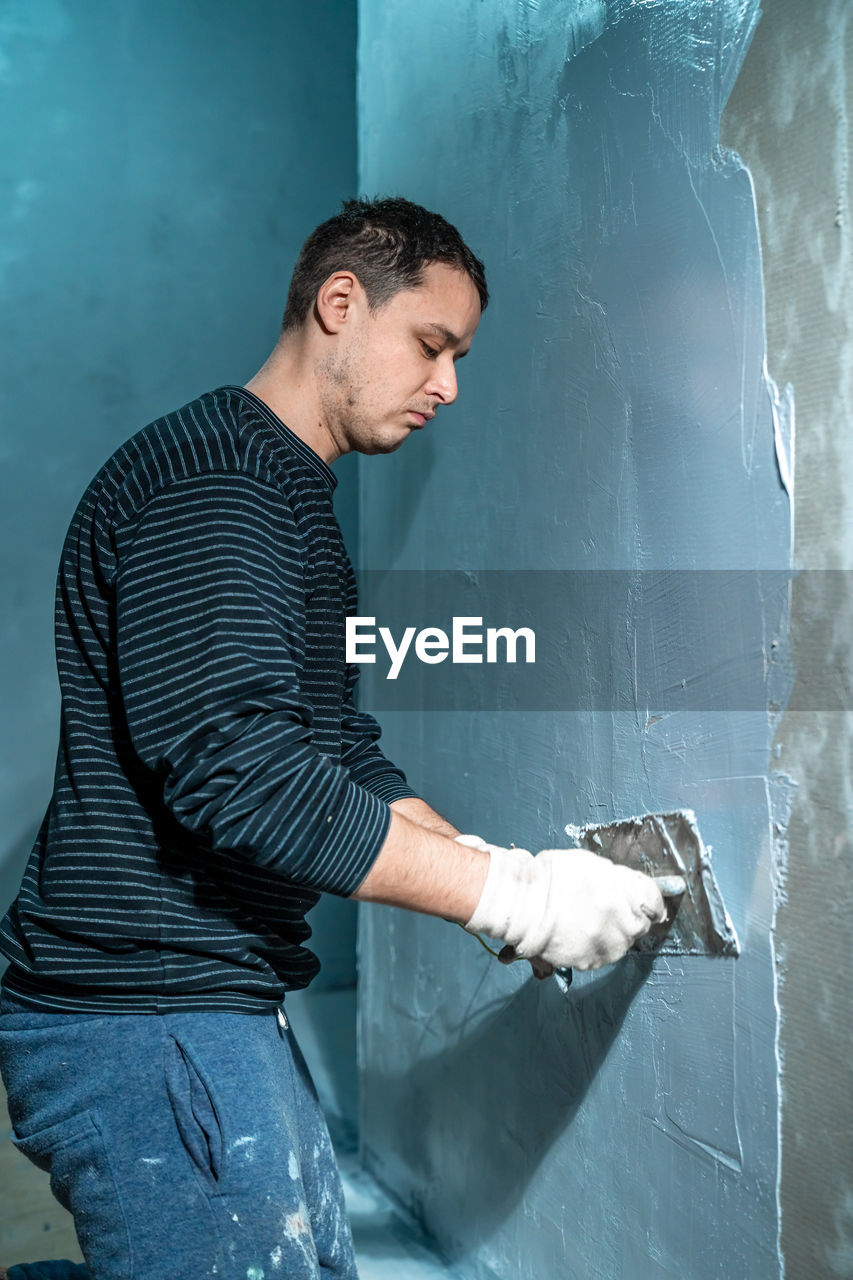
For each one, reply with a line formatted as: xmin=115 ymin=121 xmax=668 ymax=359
xmin=723 ymin=3 xmax=853 ymax=1275
xmin=357 ymin=3 xmax=790 ymax=1277
xmin=0 ymin=0 xmax=359 ymax=986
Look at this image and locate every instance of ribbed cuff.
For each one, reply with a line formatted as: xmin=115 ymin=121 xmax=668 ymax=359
xmin=304 ymin=779 xmax=394 ymax=897
xmin=345 ymin=752 xmax=419 ymax=804
xmin=359 ymin=775 xmax=421 ymax=805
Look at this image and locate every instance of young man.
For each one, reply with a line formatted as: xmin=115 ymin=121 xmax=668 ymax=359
xmin=0 ymin=198 xmax=664 ymax=1279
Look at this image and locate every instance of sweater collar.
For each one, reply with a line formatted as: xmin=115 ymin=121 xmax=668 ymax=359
xmin=221 ymin=384 xmax=338 ymax=490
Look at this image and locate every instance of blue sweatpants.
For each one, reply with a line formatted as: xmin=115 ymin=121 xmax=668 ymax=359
xmin=0 ymin=989 xmax=359 ymax=1279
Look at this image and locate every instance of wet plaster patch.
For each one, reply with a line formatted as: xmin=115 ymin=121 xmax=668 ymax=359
xmin=723 ymin=2 xmax=853 ymax=1274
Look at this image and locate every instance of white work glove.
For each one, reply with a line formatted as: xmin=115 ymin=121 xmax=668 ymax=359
xmin=463 ymin=844 xmax=666 ymax=974
xmin=454 ymin=833 xmax=492 ymax=851
xmin=455 ymin=834 xmax=556 ymax=979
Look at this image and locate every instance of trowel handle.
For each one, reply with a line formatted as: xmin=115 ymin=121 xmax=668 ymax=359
xmin=654 ymin=874 xmax=687 ymax=896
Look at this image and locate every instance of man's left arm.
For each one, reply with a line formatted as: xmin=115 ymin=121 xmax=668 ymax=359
xmin=339 ymin=668 xmax=459 ymax=836
xmin=339 ymin=660 xmax=421 ymax=804
xmin=339 ymin=570 xmax=459 ymax=836
xmin=389 ymin=796 xmax=459 ymax=838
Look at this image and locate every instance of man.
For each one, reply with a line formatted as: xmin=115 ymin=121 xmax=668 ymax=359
xmin=0 ymin=197 xmax=664 ymax=1279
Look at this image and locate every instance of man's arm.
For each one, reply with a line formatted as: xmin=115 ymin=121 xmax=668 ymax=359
xmin=389 ymin=796 xmax=459 ymax=839
xmin=351 ymin=809 xmax=485 ymax=923
xmin=339 ymin=677 xmax=420 ymax=805
xmin=114 ymin=472 xmax=395 ymax=897
xmin=352 ymin=808 xmax=668 ymax=974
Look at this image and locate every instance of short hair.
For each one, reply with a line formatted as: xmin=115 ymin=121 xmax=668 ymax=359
xmin=281 ymin=195 xmax=488 ymax=333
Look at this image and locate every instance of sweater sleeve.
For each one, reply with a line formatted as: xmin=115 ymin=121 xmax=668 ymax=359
xmin=114 ymin=471 xmax=391 ymax=896
xmin=338 ymin=557 xmax=421 ymax=803
xmin=339 ymin=659 xmax=421 ymax=803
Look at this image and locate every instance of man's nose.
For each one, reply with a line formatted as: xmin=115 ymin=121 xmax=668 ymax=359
xmin=425 ymin=354 xmax=458 ymax=404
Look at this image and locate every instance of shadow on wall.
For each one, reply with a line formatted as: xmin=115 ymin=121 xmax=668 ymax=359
xmin=364 ymin=955 xmax=653 ymax=1257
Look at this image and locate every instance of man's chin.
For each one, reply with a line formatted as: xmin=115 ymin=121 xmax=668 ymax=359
xmin=358 ymin=428 xmax=411 ymax=456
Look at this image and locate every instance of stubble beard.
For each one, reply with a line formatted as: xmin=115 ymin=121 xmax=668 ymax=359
xmin=317 ymin=346 xmax=405 ymax=456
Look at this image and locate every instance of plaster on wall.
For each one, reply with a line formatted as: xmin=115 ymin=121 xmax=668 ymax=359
xmin=723 ymin=3 xmax=853 ymax=1274
xmin=358 ymin=2 xmax=791 ymax=1276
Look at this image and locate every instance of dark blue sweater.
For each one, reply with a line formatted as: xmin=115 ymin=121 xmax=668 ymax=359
xmin=0 ymin=386 xmax=416 ymax=1013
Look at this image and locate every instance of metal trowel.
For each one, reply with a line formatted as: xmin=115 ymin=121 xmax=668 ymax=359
xmin=564 ymin=809 xmax=739 ymax=957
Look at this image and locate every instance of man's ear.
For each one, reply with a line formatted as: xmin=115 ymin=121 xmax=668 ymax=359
xmin=315 ymin=271 xmax=361 ymax=334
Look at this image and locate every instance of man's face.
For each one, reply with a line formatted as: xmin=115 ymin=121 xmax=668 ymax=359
xmin=319 ymin=262 xmax=482 ymax=456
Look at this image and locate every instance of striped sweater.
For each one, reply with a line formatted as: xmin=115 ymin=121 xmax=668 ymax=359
xmin=0 ymin=385 xmax=417 ymax=1013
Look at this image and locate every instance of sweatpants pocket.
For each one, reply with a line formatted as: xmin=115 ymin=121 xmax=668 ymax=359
xmin=163 ymin=1032 xmax=226 ymax=1193
xmin=11 ymin=1109 xmax=132 ymax=1277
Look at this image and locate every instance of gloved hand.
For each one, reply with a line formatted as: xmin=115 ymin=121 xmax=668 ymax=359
xmin=455 ymin=835 xmax=558 ymax=979
xmin=464 ymin=844 xmax=666 ymax=975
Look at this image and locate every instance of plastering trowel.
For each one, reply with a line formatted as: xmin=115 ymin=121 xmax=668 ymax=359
xmin=564 ymin=809 xmax=739 ymax=957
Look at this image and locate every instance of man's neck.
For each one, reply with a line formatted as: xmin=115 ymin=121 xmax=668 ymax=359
xmin=245 ymin=344 xmax=342 ymax=465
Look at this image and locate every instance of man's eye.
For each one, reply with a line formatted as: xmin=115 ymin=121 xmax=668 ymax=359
xmin=422 ymin=343 xmax=439 ymax=359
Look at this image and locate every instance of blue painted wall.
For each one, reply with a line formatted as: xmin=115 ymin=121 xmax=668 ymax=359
xmin=357 ymin=3 xmax=790 ymax=1276
xmin=0 ymin=0 xmax=360 ymax=986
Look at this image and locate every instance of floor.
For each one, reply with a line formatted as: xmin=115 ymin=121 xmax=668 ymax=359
xmin=0 ymin=987 xmax=454 ymax=1279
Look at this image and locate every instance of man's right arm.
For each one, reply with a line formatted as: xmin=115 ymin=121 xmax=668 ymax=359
xmin=113 ymin=470 xmax=666 ymax=972
xmin=352 ymin=811 xmax=668 ymax=973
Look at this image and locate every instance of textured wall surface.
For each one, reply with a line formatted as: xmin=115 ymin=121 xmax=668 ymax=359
xmin=0 ymin=0 xmax=360 ymax=983
xmin=357 ymin=3 xmax=791 ymax=1276
xmin=723 ymin=3 xmax=853 ymax=1275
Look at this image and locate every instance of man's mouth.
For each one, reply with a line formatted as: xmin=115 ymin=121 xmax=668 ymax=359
xmin=407 ymin=410 xmax=434 ymax=427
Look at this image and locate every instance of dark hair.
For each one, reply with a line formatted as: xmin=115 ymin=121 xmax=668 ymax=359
xmin=281 ymin=195 xmax=488 ymax=333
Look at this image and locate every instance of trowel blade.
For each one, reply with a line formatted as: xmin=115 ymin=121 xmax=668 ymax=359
xmin=564 ymin=810 xmax=739 ymax=957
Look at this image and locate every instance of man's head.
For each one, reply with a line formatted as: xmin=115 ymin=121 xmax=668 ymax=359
xmin=281 ymin=196 xmax=488 ymax=335
xmin=270 ymin=197 xmax=487 ymax=459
